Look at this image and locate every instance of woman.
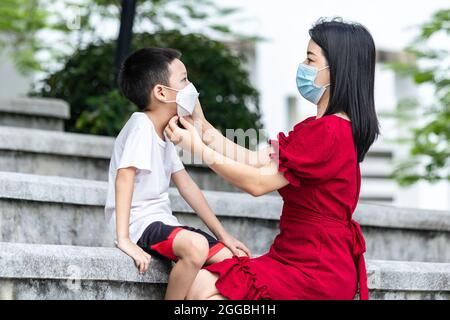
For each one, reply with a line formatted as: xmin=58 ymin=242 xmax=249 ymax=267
xmin=165 ymin=18 xmax=379 ymax=300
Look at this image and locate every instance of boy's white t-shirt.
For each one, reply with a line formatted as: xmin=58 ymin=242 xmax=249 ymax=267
xmin=104 ymin=112 xmax=185 ymax=245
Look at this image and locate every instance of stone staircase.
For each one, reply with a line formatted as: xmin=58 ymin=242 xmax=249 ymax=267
xmin=0 ymin=98 xmax=449 ymax=300
xmin=0 ymin=98 xmax=397 ymax=199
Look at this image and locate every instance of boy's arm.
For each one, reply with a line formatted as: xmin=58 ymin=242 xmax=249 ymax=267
xmin=115 ymin=167 xmax=152 ymax=274
xmin=171 ymin=169 xmax=252 ymax=257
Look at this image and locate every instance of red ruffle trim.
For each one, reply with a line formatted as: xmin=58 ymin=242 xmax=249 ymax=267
xmin=268 ymin=134 xmax=302 ymax=187
xmin=204 ymin=256 xmax=271 ymax=300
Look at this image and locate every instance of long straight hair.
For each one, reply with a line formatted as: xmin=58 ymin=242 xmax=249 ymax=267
xmin=309 ymin=17 xmax=380 ymax=163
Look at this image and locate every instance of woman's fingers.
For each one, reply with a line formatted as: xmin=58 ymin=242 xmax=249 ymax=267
xmin=164 ymin=126 xmax=173 ymax=138
xmin=164 ymin=127 xmax=176 ymax=143
xmin=179 ymin=116 xmax=194 ymax=131
xmin=184 ymin=115 xmax=195 ymax=125
xmin=168 ymin=115 xmax=180 ymax=131
xmin=165 ymin=122 xmax=182 ymax=144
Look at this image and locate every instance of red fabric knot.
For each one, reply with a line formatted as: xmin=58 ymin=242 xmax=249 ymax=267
xmin=232 ymin=256 xmax=271 ymax=300
xmin=349 ymin=219 xmax=366 ymax=256
xmin=349 ymin=219 xmax=369 ymax=300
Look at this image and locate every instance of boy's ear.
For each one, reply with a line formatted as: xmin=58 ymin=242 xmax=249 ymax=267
xmin=152 ymin=85 xmax=167 ymax=103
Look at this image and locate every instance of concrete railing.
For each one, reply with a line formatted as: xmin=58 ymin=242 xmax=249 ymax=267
xmin=1 ymin=171 xmax=449 ymax=262
xmin=0 ymin=242 xmax=448 ymax=300
xmin=0 ymin=98 xmax=69 ymax=131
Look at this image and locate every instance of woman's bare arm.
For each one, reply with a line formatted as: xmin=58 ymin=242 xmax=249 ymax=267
xmin=166 ymin=116 xmax=289 ymax=196
xmin=196 ymin=119 xmax=272 ymax=168
xmin=202 ymin=143 xmax=289 ymax=196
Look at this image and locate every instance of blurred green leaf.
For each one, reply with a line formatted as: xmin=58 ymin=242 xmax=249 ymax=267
xmin=385 ymin=8 xmax=450 ymax=186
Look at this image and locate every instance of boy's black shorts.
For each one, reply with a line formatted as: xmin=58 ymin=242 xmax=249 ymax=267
xmin=136 ymin=221 xmax=225 ymax=262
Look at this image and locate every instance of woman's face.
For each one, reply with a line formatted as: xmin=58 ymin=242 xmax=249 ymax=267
xmin=302 ymin=39 xmax=330 ymax=87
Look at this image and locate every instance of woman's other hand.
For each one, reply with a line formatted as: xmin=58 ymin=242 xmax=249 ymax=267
xmin=192 ymin=99 xmax=206 ymax=123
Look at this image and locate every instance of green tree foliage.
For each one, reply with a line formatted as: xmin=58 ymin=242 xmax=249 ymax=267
xmin=0 ymin=0 xmax=56 ymax=73
xmin=0 ymin=0 xmax=258 ymax=74
xmin=37 ymin=31 xmax=263 ymax=139
xmin=385 ymin=9 xmax=449 ymax=186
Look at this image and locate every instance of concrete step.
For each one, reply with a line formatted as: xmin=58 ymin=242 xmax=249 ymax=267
xmin=0 ymin=242 xmax=448 ymax=300
xmin=0 ymin=242 xmax=169 ymax=300
xmin=1 ymin=171 xmax=448 ymax=263
xmin=0 ymin=98 xmax=69 ymax=131
xmin=0 ymin=125 xmax=396 ymax=200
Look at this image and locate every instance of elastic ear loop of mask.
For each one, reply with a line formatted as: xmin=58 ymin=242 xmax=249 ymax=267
xmin=159 ymin=84 xmax=179 ymax=103
xmin=318 ymin=66 xmax=330 ymax=88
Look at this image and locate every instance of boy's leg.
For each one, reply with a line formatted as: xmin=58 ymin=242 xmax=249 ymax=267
xmin=205 ymin=247 xmax=233 ymax=265
xmin=166 ymin=229 xmax=209 ymax=300
xmin=186 ymin=269 xmax=227 ymax=300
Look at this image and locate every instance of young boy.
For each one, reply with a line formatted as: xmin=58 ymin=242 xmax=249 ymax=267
xmin=104 ymin=48 xmax=251 ymax=300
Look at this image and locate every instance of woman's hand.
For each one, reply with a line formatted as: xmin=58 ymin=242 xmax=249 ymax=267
xmin=181 ymin=100 xmax=206 ymax=127
xmin=117 ymin=238 xmax=152 ymax=274
xmin=219 ymin=232 xmax=252 ymax=258
xmin=165 ymin=116 xmax=205 ymax=156
xmin=192 ymin=99 xmax=206 ymax=124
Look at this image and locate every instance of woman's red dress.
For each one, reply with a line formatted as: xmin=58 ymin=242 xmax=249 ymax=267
xmin=204 ymin=114 xmax=369 ymax=300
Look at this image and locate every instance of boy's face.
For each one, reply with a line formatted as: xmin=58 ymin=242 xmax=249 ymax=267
xmin=152 ymin=58 xmax=190 ymax=112
xmin=167 ymin=58 xmax=190 ymax=91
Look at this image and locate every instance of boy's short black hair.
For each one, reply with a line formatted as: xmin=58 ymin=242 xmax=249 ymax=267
xmin=118 ymin=47 xmax=182 ymax=110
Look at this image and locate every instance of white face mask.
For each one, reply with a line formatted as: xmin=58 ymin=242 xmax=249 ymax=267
xmin=161 ymin=83 xmax=200 ymax=116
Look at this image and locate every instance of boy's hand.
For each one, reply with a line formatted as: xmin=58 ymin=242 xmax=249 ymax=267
xmin=117 ymin=238 xmax=152 ymax=274
xmin=219 ymin=233 xmax=252 ymax=258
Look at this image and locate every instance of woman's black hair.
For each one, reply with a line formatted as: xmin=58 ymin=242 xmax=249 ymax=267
xmin=309 ymin=17 xmax=380 ymax=163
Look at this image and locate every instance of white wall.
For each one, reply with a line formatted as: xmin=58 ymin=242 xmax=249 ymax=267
xmin=0 ymin=50 xmax=33 ymax=98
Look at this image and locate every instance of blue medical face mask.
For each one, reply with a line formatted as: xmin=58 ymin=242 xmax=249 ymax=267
xmin=296 ymin=63 xmax=330 ymax=105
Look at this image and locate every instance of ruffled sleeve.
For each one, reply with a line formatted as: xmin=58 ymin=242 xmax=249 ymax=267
xmin=268 ymin=119 xmax=338 ymax=186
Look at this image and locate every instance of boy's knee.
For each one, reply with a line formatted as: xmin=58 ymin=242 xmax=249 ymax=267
xmin=176 ymin=232 xmax=209 ymax=267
